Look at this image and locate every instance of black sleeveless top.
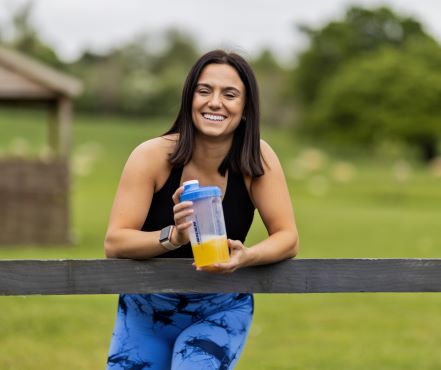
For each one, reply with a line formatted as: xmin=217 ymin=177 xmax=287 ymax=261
xmin=142 ymin=166 xmax=255 ymax=258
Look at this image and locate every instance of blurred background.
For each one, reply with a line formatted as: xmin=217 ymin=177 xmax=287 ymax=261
xmin=1 ymin=0 xmax=441 ymax=369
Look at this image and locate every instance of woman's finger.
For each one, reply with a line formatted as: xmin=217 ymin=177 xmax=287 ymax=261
xmin=173 ymin=201 xmax=193 ymax=213
xmin=172 ymin=186 xmax=185 ymax=205
xmin=196 ymin=258 xmax=239 ymax=274
xmin=174 ymin=208 xmax=193 ymax=222
xmin=173 ymin=203 xmax=193 ymax=228
xmin=175 ymin=220 xmax=192 ymax=231
xmin=228 ymin=239 xmax=244 ymax=252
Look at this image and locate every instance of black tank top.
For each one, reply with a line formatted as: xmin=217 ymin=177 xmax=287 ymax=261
xmin=142 ymin=166 xmax=255 ymax=258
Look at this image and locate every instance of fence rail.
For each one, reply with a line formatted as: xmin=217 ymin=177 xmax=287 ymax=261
xmin=1 ymin=258 xmax=441 ymax=296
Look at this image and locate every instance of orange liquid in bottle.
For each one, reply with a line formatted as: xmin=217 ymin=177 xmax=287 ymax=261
xmin=192 ymin=238 xmax=230 ymax=267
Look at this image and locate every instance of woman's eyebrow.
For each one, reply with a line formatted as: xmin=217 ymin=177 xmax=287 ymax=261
xmin=223 ymin=86 xmax=241 ymax=94
xmin=196 ymin=83 xmax=241 ymax=93
xmin=196 ymin=83 xmax=211 ymax=88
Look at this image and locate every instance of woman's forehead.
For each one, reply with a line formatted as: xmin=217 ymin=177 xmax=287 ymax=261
xmin=197 ymin=64 xmax=244 ymax=91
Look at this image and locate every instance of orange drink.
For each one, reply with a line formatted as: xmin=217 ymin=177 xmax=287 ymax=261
xmin=192 ymin=238 xmax=230 ymax=267
xmin=180 ymin=180 xmax=229 ymax=267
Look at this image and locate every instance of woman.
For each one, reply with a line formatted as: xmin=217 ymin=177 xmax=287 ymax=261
xmin=104 ymin=49 xmax=299 ymax=370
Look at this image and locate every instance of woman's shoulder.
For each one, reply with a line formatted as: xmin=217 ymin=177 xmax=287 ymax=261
xmin=134 ymin=134 xmax=178 ymax=156
xmin=259 ymin=139 xmax=280 ymax=169
xmin=246 ymin=139 xmax=280 ymax=195
xmin=129 ymin=134 xmax=177 ymax=163
xmin=123 ymin=134 xmax=178 ymax=183
xmin=259 ymin=138 xmax=274 ymax=153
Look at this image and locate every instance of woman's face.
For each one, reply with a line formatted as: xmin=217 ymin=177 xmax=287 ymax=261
xmin=192 ymin=63 xmax=246 ymax=140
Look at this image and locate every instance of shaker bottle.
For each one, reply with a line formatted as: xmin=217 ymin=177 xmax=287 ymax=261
xmin=180 ymin=180 xmax=230 ymax=267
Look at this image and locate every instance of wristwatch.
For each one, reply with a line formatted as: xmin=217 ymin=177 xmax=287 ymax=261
xmin=159 ymin=225 xmax=181 ymax=251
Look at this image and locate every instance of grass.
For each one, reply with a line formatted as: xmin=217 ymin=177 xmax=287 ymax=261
xmin=1 ymin=107 xmax=441 ymax=369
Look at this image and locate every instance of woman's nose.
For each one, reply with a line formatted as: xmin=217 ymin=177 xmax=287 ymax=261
xmin=208 ymin=93 xmax=222 ymax=109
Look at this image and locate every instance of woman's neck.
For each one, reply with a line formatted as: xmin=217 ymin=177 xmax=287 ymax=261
xmin=191 ymin=134 xmax=233 ymax=173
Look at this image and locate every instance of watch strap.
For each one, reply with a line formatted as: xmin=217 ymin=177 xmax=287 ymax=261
xmin=159 ymin=225 xmax=182 ymax=251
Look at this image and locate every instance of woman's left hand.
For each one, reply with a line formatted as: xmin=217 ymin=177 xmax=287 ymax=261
xmin=195 ymin=239 xmax=249 ymax=273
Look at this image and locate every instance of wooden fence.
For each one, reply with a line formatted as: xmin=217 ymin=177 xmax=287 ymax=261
xmin=1 ymin=258 xmax=441 ymax=296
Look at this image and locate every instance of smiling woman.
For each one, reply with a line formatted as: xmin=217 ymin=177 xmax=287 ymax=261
xmin=104 ymin=49 xmax=299 ymax=369
xmin=191 ymin=64 xmax=246 ymax=139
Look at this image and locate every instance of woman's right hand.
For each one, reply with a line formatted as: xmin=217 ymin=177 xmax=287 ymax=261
xmin=171 ymin=186 xmax=193 ymax=246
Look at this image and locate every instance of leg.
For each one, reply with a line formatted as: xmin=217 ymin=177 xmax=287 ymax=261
xmin=171 ymin=298 xmax=253 ymax=370
xmin=107 ymin=294 xmax=183 ymax=370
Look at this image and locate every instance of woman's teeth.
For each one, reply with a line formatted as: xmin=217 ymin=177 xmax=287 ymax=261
xmin=203 ymin=114 xmax=225 ymax=121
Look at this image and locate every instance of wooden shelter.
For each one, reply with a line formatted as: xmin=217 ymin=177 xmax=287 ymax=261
xmin=0 ymin=45 xmax=82 ymax=245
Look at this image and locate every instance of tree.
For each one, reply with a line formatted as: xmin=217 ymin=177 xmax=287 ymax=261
xmin=70 ymin=29 xmax=198 ymax=117
xmin=251 ymin=49 xmax=295 ymax=127
xmin=306 ymin=38 xmax=441 ymax=161
xmin=127 ymin=29 xmax=198 ymax=116
xmin=3 ymin=1 xmax=62 ymax=68
xmin=292 ymin=6 xmax=431 ymax=106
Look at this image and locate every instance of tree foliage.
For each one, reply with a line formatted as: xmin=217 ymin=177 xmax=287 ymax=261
xmin=290 ymin=5 xmax=441 ymax=160
xmin=293 ymin=6 xmax=431 ymax=105
xmin=306 ymin=38 xmax=441 ymax=160
xmin=69 ymin=30 xmax=199 ymax=117
xmin=0 ymin=1 xmax=62 ymax=68
xmin=252 ymin=49 xmax=296 ymax=127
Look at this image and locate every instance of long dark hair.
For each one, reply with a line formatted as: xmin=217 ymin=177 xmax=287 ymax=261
xmin=164 ymin=49 xmax=264 ymax=177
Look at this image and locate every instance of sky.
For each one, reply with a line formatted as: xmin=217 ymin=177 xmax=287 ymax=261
xmin=1 ymin=0 xmax=441 ymax=64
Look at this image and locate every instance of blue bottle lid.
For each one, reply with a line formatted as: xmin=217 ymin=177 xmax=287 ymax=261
xmin=180 ymin=180 xmax=222 ymax=202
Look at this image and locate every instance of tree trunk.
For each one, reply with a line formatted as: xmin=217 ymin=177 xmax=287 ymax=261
xmin=419 ymin=137 xmax=438 ymax=163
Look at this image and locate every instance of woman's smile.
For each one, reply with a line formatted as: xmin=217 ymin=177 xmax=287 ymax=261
xmin=202 ymin=113 xmax=227 ymax=122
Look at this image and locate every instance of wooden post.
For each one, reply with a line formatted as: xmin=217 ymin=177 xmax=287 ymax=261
xmin=47 ymin=100 xmax=59 ymax=156
xmin=57 ymin=96 xmax=72 ymax=158
xmin=52 ymin=96 xmax=72 ymax=244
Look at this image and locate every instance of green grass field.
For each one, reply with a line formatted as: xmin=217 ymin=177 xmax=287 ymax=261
xmin=1 ymin=108 xmax=441 ymax=369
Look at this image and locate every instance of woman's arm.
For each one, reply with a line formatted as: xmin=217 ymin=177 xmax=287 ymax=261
xmin=199 ymin=140 xmax=299 ymax=272
xmin=104 ymin=137 xmax=189 ymax=259
xmin=242 ymin=139 xmax=299 ymax=265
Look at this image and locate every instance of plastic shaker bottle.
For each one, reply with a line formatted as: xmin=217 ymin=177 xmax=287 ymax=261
xmin=180 ymin=180 xmax=230 ymax=267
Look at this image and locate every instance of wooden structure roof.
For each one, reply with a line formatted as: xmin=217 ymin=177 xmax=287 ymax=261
xmin=0 ymin=45 xmax=82 ymax=100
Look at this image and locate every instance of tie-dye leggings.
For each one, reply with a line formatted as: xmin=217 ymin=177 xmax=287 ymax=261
xmin=106 ymin=293 xmax=253 ymax=370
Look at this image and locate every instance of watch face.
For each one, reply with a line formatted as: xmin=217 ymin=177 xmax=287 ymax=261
xmin=160 ymin=226 xmax=171 ymax=242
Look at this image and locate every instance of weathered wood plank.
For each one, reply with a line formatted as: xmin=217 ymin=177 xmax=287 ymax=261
xmin=57 ymin=96 xmax=72 ymax=157
xmin=0 ymin=64 xmax=56 ymax=98
xmin=1 ymin=258 xmax=441 ymax=296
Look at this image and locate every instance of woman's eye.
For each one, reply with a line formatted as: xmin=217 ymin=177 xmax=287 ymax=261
xmin=198 ymin=89 xmax=210 ymax=95
xmin=225 ymin=93 xmax=236 ymax=99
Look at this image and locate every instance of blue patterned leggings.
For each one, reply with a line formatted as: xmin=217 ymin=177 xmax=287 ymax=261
xmin=107 ymin=293 xmax=253 ymax=370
